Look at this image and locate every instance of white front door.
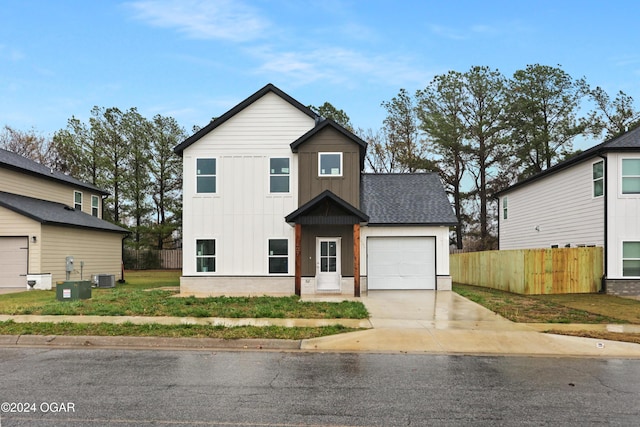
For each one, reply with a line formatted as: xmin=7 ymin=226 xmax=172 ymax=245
xmin=316 ymin=238 xmax=341 ymax=291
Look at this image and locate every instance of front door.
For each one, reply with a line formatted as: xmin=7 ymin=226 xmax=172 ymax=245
xmin=316 ymin=238 xmax=341 ymax=291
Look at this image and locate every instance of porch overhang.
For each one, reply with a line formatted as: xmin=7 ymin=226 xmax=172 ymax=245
xmin=285 ymin=190 xmax=367 ymax=297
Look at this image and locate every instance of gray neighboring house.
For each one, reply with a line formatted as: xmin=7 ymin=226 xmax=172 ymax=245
xmin=0 ymin=148 xmax=128 ymax=288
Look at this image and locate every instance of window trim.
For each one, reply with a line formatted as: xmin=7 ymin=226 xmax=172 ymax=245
xmin=269 ymin=157 xmax=290 ymax=194
xmin=74 ymin=191 xmax=83 ymax=211
xmin=268 ymin=238 xmax=289 ymax=274
xmin=196 ymin=158 xmax=217 ymax=194
xmin=621 ymin=158 xmax=640 ymax=195
xmin=622 ymin=241 xmax=640 ymax=278
xmin=318 ymin=152 xmax=343 ymax=177
xmin=196 ymin=238 xmax=216 ymax=273
xmin=91 ymin=195 xmax=100 ymax=217
xmin=592 ymin=160 xmax=604 ymax=198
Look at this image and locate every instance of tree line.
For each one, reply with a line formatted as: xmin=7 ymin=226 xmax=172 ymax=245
xmin=316 ymin=64 xmax=640 ymax=251
xmin=3 ymin=63 xmax=639 ymax=252
xmin=1 ymin=108 xmax=186 ymax=250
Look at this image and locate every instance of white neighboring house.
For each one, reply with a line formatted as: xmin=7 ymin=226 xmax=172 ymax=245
xmin=497 ymin=126 xmax=640 ymax=296
xmin=174 ymin=84 xmax=457 ymax=296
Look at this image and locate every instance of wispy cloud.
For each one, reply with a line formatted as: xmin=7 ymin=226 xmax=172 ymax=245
xmin=0 ymin=44 xmax=25 ymax=61
xmin=125 ymin=0 xmax=270 ymax=42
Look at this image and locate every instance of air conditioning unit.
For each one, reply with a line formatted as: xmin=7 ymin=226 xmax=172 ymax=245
xmin=95 ymin=274 xmax=116 ymax=288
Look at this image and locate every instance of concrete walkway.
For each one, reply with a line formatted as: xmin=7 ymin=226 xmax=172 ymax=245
xmin=0 ymin=290 xmax=639 ymax=357
xmin=302 ymin=291 xmax=640 ymax=357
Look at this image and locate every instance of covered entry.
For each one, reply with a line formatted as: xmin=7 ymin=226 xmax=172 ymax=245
xmin=0 ymin=236 xmax=28 ymax=287
xmin=367 ymin=236 xmax=436 ymax=290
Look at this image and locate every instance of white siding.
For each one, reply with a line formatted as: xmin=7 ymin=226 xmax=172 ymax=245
xmin=606 ymin=152 xmax=640 ymax=278
xmin=182 ymin=92 xmax=315 ymax=276
xmin=499 ymin=158 xmax=604 ymax=250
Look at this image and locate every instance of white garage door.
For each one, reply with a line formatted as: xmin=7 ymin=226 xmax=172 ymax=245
xmin=0 ymin=237 xmax=28 ymax=288
xmin=367 ymin=237 xmax=436 ymax=290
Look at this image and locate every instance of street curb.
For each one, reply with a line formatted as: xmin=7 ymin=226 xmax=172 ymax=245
xmin=0 ymin=334 xmax=302 ymax=350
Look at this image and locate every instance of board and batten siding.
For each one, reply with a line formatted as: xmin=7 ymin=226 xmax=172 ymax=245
xmin=606 ymin=152 xmax=640 ymax=279
xmin=41 ymin=226 xmax=123 ymax=284
xmin=182 ymin=92 xmax=316 ymax=276
xmin=0 ymin=168 xmax=102 ymax=217
xmin=0 ymin=205 xmax=42 ymax=275
xmin=499 ymin=157 xmax=604 ymax=250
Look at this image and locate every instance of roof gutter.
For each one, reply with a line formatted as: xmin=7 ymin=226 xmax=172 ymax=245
xmin=597 ymin=152 xmax=608 ymax=293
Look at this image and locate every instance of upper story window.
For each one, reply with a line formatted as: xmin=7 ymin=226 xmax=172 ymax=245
xmin=270 ymin=158 xmax=290 ymax=193
xmin=622 ymin=159 xmax=640 ymax=194
xmin=196 ymin=158 xmax=216 ymax=193
xmin=593 ymin=160 xmax=604 ymax=197
xmin=74 ymin=191 xmax=82 ymax=210
xmin=91 ymin=195 xmax=99 ymax=217
xmin=318 ymin=153 xmax=342 ymax=177
xmin=502 ymin=197 xmax=508 ymax=219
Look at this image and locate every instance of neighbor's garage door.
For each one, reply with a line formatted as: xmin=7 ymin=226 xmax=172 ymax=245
xmin=0 ymin=237 xmax=28 ymax=287
xmin=367 ymin=237 xmax=436 ymax=290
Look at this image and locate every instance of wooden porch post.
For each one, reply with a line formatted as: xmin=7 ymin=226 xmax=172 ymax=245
xmin=295 ymin=223 xmax=302 ymax=296
xmin=353 ymin=223 xmax=360 ymax=297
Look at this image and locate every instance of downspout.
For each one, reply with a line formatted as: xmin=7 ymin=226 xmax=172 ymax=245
xmin=598 ymin=152 xmax=608 ymax=293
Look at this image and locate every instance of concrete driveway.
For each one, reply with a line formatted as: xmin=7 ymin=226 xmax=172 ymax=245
xmin=301 ymin=291 xmax=640 ymax=357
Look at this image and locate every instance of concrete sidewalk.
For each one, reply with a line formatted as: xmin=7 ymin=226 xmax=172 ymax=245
xmin=0 ymin=290 xmax=639 ymax=357
xmin=302 ymin=291 xmax=640 ymax=357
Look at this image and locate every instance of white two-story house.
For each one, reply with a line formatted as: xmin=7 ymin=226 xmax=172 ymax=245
xmin=174 ymin=84 xmax=457 ymax=297
xmin=497 ymin=126 xmax=640 ymax=296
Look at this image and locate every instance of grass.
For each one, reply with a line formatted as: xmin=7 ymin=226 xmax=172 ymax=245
xmin=453 ymin=283 xmax=640 ymax=344
xmin=0 ymin=270 xmax=368 ymax=319
xmin=0 ymin=320 xmax=357 ymax=340
xmin=0 ymin=270 xmax=367 ymax=340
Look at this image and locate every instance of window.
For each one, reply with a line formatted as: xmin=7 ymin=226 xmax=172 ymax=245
xmin=623 ymin=242 xmax=640 ymax=277
xmin=196 ymin=158 xmax=216 ymax=193
xmin=74 ymin=191 xmax=82 ymax=210
xmin=319 ymin=153 xmax=342 ymax=176
xmin=622 ymin=159 xmax=640 ymax=194
xmin=196 ymin=239 xmax=216 ymax=273
xmin=91 ymin=195 xmax=99 ymax=217
xmin=593 ymin=160 xmax=604 ymax=197
xmin=502 ymin=197 xmax=508 ymax=220
xmin=270 ymin=158 xmax=290 ymax=193
xmin=268 ymin=239 xmax=288 ymax=274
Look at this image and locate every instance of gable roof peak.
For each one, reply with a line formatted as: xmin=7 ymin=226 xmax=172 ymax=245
xmin=174 ymin=83 xmax=319 ymax=155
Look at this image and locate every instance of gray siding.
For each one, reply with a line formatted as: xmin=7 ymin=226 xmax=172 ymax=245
xmin=301 ymin=225 xmax=354 ymax=277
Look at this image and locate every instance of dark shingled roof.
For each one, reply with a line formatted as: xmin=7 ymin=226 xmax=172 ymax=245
xmin=361 ymin=173 xmax=457 ymax=225
xmin=0 ymin=148 xmax=108 ymax=195
xmin=497 ymin=124 xmax=640 ymax=195
xmin=0 ymin=191 xmax=128 ymax=233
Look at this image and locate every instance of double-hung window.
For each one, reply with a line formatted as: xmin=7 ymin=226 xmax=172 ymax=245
xmin=197 ymin=158 xmax=216 ymax=193
xmin=593 ymin=160 xmax=604 ymax=197
xmin=502 ymin=197 xmax=508 ymax=220
xmin=622 ymin=159 xmax=640 ymax=194
xmin=318 ymin=153 xmax=342 ymax=177
xmin=270 ymin=158 xmax=290 ymax=193
xmin=622 ymin=242 xmax=640 ymax=277
xmin=196 ymin=239 xmax=216 ymax=273
xmin=74 ymin=191 xmax=82 ymax=211
xmin=91 ymin=195 xmax=99 ymax=217
xmin=268 ymin=239 xmax=288 ymax=274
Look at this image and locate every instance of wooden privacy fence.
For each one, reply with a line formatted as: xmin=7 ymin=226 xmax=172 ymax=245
xmin=450 ymin=247 xmax=603 ymax=294
xmin=124 ymin=249 xmax=183 ymax=270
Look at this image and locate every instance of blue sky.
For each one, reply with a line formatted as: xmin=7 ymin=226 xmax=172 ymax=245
xmin=2 ymin=0 xmax=640 ymax=150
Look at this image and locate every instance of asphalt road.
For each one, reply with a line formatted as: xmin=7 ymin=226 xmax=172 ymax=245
xmin=0 ymin=348 xmax=639 ymax=426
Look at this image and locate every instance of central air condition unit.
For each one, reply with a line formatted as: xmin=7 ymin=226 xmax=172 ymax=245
xmin=95 ymin=274 xmax=116 ymax=288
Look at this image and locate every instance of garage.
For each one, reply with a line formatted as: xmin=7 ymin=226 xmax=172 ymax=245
xmin=367 ymin=236 xmax=436 ymax=290
xmin=0 ymin=236 xmax=28 ymax=288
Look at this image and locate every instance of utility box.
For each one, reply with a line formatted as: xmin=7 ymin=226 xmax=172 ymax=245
xmin=56 ymin=281 xmax=92 ymax=301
